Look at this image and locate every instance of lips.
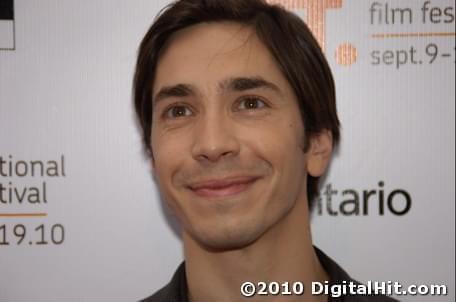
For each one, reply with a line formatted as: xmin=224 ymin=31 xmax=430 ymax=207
xmin=187 ymin=176 xmax=259 ymax=198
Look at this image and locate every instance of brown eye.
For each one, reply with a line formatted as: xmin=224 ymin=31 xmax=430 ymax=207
xmin=166 ymin=105 xmax=192 ymax=118
xmin=238 ymin=97 xmax=266 ymax=110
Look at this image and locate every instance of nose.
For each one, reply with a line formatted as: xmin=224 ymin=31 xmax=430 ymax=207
xmin=191 ymin=113 xmax=240 ymax=163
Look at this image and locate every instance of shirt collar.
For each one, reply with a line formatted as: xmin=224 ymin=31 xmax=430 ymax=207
xmin=156 ymin=246 xmax=354 ymax=302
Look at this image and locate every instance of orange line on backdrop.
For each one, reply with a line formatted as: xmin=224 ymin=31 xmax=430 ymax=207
xmin=0 ymin=213 xmax=48 ymax=218
xmin=372 ymin=32 xmax=456 ymax=38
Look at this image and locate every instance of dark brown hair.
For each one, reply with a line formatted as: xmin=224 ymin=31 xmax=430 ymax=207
xmin=133 ymin=0 xmax=340 ymax=209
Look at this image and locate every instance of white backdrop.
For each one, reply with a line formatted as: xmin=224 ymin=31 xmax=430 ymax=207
xmin=0 ymin=0 xmax=454 ymax=301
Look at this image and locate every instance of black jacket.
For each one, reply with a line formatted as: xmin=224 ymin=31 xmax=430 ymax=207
xmin=141 ymin=247 xmax=399 ymax=302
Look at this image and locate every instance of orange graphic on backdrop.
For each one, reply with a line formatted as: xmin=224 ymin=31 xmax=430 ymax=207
xmin=335 ymin=43 xmax=357 ymax=66
xmin=267 ymin=0 xmax=343 ymax=52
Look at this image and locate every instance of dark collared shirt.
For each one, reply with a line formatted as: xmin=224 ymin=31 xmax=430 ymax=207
xmin=141 ymin=247 xmax=399 ymax=302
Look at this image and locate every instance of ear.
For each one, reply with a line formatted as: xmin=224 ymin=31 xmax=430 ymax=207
xmin=151 ymin=157 xmax=155 ymax=170
xmin=306 ymin=130 xmax=333 ymax=177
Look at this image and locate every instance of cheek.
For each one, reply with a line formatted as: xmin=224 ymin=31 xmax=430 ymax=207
xmin=246 ymin=118 xmax=306 ymax=200
xmin=242 ymin=118 xmax=304 ymax=165
xmin=151 ymin=129 xmax=186 ymax=185
xmin=151 ymin=133 xmax=186 ymax=215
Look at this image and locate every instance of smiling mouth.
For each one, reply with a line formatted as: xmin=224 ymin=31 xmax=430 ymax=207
xmin=187 ymin=176 xmax=260 ymax=198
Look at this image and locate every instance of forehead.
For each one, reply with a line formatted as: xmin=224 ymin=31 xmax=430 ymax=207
xmin=153 ymin=22 xmax=293 ymax=96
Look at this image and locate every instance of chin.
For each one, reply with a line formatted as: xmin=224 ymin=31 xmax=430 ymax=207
xmin=188 ymin=219 xmax=266 ymax=252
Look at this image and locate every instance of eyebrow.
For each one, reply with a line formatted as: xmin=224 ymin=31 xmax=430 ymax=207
xmin=153 ymin=84 xmax=195 ymax=105
xmin=220 ymin=76 xmax=281 ymax=94
xmin=152 ymin=76 xmax=281 ymax=106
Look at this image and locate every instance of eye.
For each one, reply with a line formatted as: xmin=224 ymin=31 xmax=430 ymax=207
xmin=237 ymin=96 xmax=267 ymax=110
xmin=165 ymin=105 xmax=193 ymax=118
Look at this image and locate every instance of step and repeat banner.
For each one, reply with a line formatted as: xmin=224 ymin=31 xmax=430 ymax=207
xmin=0 ymin=0 xmax=454 ymax=301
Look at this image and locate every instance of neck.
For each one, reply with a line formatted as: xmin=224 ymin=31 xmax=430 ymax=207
xmin=183 ymin=199 xmax=329 ymax=302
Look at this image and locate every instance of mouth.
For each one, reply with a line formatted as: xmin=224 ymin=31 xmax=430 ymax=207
xmin=187 ymin=176 xmax=260 ymax=198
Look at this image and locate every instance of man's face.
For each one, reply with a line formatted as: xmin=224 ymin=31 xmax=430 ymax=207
xmin=151 ymin=22 xmax=312 ymax=250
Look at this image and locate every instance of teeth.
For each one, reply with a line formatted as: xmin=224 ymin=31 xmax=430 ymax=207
xmin=195 ymin=180 xmax=251 ymax=190
xmin=198 ymin=184 xmax=235 ymax=190
xmin=209 ymin=184 xmax=236 ymax=189
xmin=188 ymin=176 xmax=259 ymax=192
